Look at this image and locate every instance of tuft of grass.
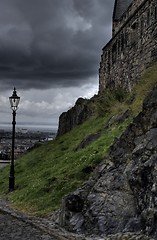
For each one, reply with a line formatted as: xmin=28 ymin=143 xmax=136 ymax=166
xmin=131 ymin=63 xmax=157 ymax=115
xmin=0 ymin=63 xmax=157 ymax=215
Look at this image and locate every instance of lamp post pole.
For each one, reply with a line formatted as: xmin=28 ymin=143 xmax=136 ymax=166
xmin=9 ymin=110 xmax=16 ymax=192
xmin=9 ymin=88 xmax=20 ymax=192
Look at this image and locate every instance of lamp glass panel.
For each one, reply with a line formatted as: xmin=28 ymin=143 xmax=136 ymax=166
xmin=9 ymin=97 xmax=20 ymax=110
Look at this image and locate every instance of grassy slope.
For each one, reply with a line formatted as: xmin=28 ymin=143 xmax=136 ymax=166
xmin=0 ymin=64 xmax=157 ymax=216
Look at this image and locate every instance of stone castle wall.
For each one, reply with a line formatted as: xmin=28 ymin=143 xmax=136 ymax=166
xmin=99 ymin=0 xmax=157 ymax=93
xmin=113 ymin=0 xmax=145 ymax=35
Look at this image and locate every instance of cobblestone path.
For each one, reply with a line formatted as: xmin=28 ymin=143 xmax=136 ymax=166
xmin=0 ymin=198 xmax=153 ymax=240
xmin=0 ymin=212 xmax=54 ymax=240
xmin=0 ymin=198 xmax=85 ymax=240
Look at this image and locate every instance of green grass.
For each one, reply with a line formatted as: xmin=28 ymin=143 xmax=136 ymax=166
xmin=0 ymin=115 xmax=121 ymax=215
xmin=131 ymin=64 xmax=157 ymax=115
xmin=0 ymin=63 xmax=157 ymax=216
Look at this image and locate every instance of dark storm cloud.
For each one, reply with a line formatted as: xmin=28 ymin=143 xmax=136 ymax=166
xmin=0 ymin=0 xmax=114 ymax=90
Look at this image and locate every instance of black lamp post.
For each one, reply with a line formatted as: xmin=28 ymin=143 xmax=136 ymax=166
xmin=9 ymin=88 xmax=20 ymax=192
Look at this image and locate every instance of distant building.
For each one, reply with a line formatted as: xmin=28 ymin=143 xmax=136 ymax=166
xmin=17 ymin=128 xmax=28 ymax=134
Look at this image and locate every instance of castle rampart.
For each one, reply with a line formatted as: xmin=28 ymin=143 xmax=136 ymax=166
xmin=113 ymin=0 xmax=145 ymax=35
xmin=99 ymin=0 xmax=157 ymax=93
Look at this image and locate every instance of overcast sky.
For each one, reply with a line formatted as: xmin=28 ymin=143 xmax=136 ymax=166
xmin=0 ymin=0 xmax=115 ymax=130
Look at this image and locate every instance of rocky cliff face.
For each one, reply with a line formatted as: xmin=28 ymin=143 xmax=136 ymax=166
xmin=57 ymin=98 xmax=93 ymax=136
xmin=59 ymin=85 xmax=157 ymax=239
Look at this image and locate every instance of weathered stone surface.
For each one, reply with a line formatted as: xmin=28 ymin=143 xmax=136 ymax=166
xmin=113 ymin=0 xmax=146 ymax=35
xmin=57 ymin=98 xmax=93 ymax=136
xmin=0 ymin=197 xmax=154 ymax=240
xmin=59 ymin=85 xmax=157 ymax=239
xmin=65 ymin=194 xmax=84 ymax=213
xmin=0 ymin=198 xmax=85 ymax=240
xmin=100 ymin=0 xmax=157 ymax=92
xmin=0 ymin=212 xmax=53 ymax=240
xmin=76 ymin=133 xmax=101 ymax=151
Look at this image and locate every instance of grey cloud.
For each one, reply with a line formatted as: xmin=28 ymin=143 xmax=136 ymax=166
xmin=0 ymin=0 xmax=114 ymax=91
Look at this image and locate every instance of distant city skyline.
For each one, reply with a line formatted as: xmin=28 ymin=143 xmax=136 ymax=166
xmin=0 ymin=0 xmax=115 ymax=128
xmin=0 ymin=122 xmax=57 ymax=132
